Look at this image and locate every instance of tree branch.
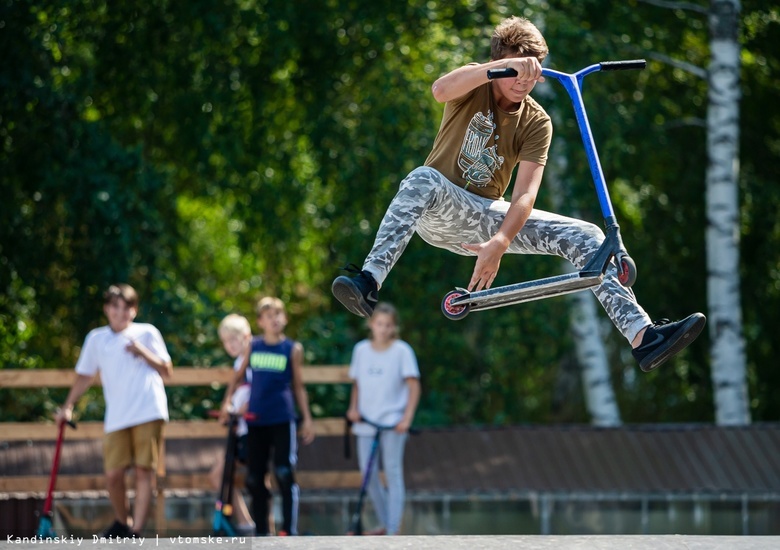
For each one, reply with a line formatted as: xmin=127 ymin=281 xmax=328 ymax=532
xmin=637 ymin=0 xmax=708 ymax=15
xmin=663 ymin=117 xmax=707 ymax=130
xmin=646 ymin=51 xmax=708 ymax=79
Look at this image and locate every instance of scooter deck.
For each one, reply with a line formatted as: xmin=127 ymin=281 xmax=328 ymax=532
xmin=451 ymin=271 xmax=603 ymax=312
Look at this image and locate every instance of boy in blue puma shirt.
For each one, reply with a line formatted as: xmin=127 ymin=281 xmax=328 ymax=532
xmin=223 ymin=297 xmax=314 ymax=536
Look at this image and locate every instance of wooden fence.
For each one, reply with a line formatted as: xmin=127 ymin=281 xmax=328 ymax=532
xmin=0 ymin=366 xmax=359 ymax=495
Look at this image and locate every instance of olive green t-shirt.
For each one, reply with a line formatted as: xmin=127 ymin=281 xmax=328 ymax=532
xmin=424 ymin=81 xmax=552 ymax=200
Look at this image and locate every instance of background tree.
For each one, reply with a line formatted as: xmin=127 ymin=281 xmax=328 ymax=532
xmin=2 ymin=0 xmax=778 ymax=425
xmin=705 ymin=0 xmax=750 ymax=425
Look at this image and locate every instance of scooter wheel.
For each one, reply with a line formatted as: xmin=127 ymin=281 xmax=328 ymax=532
xmin=441 ymin=290 xmax=470 ymax=320
xmin=617 ymin=255 xmax=637 ymax=287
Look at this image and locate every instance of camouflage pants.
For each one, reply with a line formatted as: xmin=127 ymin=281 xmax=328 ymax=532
xmin=363 ymin=166 xmax=651 ymax=342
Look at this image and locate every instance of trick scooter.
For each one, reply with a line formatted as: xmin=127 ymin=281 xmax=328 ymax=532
xmin=210 ymin=407 xmax=255 ymax=537
xmin=36 ymin=419 xmax=77 ymax=538
xmin=344 ymin=416 xmax=417 ymax=535
xmin=441 ymin=60 xmax=646 ymax=320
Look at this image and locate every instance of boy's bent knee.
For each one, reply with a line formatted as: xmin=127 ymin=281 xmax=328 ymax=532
xmin=557 ymin=220 xmax=605 ymax=267
xmin=577 ymin=220 xmax=605 ymax=243
xmin=569 ymin=221 xmax=605 ymax=252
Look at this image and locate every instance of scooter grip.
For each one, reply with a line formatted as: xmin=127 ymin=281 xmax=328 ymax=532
xmin=344 ymin=417 xmax=352 ymax=459
xmin=487 ymin=67 xmax=518 ymax=80
xmin=599 ymin=59 xmax=646 ymax=71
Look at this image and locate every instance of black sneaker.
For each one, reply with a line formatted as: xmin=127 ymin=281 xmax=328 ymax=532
xmin=100 ymin=519 xmax=132 ymax=538
xmin=632 ymin=313 xmax=706 ymax=372
xmin=331 ymin=264 xmax=379 ymax=318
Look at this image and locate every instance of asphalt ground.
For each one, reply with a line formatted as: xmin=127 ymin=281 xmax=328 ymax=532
xmin=4 ymin=534 xmax=780 ymax=550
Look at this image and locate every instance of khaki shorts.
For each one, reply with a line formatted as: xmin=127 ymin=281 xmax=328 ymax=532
xmin=103 ymin=419 xmax=164 ymax=472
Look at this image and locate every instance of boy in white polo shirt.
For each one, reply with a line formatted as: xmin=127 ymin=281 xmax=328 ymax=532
xmin=56 ymin=284 xmax=172 ymax=538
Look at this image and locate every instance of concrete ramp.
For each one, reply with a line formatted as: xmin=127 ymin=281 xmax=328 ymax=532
xmin=8 ymin=534 xmax=777 ymax=550
xmin=264 ymin=536 xmax=779 ymax=549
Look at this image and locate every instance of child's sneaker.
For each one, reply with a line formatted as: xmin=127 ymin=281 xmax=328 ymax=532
xmin=236 ymin=523 xmax=256 ymax=536
xmin=331 ymin=264 xmax=379 ymax=318
xmin=632 ymin=313 xmax=706 ymax=372
xmin=100 ymin=520 xmax=132 ymax=538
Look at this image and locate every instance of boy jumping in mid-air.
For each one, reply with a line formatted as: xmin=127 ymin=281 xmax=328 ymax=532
xmin=332 ymin=15 xmax=705 ymax=372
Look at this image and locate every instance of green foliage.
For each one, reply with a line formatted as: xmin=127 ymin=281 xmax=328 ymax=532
xmin=739 ymin=3 xmax=780 ymax=419
xmin=1 ymin=0 xmax=778 ymax=425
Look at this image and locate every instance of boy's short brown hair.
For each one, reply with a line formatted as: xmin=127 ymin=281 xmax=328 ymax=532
xmin=103 ymin=284 xmax=138 ymax=308
xmin=491 ymin=16 xmax=549 ymax=63
xmin=256 ymin=296 xmax=285 ymax=317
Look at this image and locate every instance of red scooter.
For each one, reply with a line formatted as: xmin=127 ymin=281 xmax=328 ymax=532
xmin=36 ymin=420 xmax=76 ymax=538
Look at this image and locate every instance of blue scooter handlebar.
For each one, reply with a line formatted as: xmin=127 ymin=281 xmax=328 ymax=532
xmin=486 ymin=59 xmax=646 ymax=80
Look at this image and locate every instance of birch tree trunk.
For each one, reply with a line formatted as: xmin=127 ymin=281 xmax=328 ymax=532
xmin=568 ymin=265 xmax=622 ymax=426
xmin=546 ymin=140 xmax=621 ymax=427
xmin=706 ymin=0 xmax=750 ymax=425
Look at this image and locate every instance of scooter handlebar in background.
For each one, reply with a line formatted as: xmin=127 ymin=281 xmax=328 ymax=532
xmin=355 ymin=416 xmax=420 ymax=434
xmin=343 ymin=415 xmax=419 ymax=458
xmin=486 ymin=59 xmax=646 ymax=80
xmin=207 ymin=409 xmax=257 ymax=423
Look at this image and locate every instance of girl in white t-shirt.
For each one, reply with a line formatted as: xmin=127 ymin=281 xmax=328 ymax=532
xmin=346 ymin=303 xmax=421 ymax=535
